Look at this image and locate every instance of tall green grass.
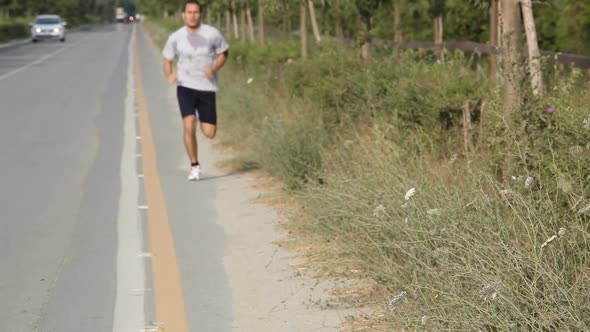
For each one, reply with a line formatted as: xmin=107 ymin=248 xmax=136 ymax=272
xmin=144 ymin=20 xmax=590 ymax=330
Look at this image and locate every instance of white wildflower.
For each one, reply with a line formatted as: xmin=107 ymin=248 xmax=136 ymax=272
xmin=569 ymin=145 xmax=584 ymax=158
xmin=578 ymin=203 xmax=590 ymax=214
xmin=388 ymin=291 xmax=407 ymax=311
xmin=525 ymin=176 xmax=535 ymax=189
xmin=511 ymin=175 xmax=523 ymax=181
xmin=479 ymin=281 xmax=502 ymax=302
xmin=343 ymin=139 xmax=354 ymax=149
xmin=499 ymin=189 xmax=513 ymax=195
xmin=540 ymin=235 xmax=558 ymax=249
xmin=558 ymin=227 xmax=568 ymax=237
xmin=427 ymin=209 xmax=441 ymax=216
xmin=246 ymin=77 xmax=254 ymax=84
xmin=421 ymin=316 xmax=430 ymax=326
xmin=557 ymin=178 xmax=573 ymax=193
xmin=401 ymin=202 xmax=409 ymax=208
xmin=404 ymin=187 xmax=416 ymax=201
xmin=448 ymin=153 xmax=458 ymax=166
xmin=373 ymin=204 xmax=386 ymax=218
xmin=404 ymin=217 xmax=409 ymax=223
xmin=584 ymin=116 xmax=590 ymax=130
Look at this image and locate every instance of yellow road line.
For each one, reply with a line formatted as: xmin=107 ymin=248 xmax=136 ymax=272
xmin=133 ymin=26 xmax=190 ymax=332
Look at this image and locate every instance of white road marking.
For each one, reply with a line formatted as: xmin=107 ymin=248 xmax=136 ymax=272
xmin=0 ymin=55 xmax=39 ymax=60
xmin=0 ymin=41 xmax=80 ymax=81
xmin=112 ymin=28 xmax=146 ymax=332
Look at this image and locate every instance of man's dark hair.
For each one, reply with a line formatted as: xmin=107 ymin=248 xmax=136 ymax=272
xmin=183 ymin=0 xmax=201 ymax=12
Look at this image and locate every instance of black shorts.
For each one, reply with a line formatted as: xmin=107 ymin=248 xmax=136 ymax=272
xmin=176 ymin=86 xmax=217 ymax=125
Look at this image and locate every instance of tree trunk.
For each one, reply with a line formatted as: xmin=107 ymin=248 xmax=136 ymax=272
xmin=217 ymin=13 xmax=221 ymax=30
xmin=393 ymin=0 xmax=402 ymax=44
xmin=246 ymin=0 xmax=255 ymax=42
xmin=205 ymin=8 xmax=211 ymax=25
xmin=335 ymin=0 xmax=344 ymax=39
xmin=232 ymin=2 xmax=240 ymax=39
xmin=308 ymin=0 xmax=321 ymax=43
xmin=286 ymin=0 xmax=293 ymax=33
xmin=360 ymin=18 xmax=371 ymax=64
xmin=500 ymin=0 xmax=523 ymax=117
xmin=335 ymin=20 xmax=344 ymax=40
xmin=462 ymin=102 xmax=474 ymax=156
xmin=258 ymin=0 xmax=265 ymax=46
xmin=225 ymin=3 xmax=232 ymax=38
xmin=361 ymin=42 xmax=371 ymax=64
xmin=521 ymin=0 xmax=543 ymax=96
xmin=300 ymin=0 xmax=308 ymax=59
xmin=490 ymin=0 xmax=499 ymax=85
xmin=500 ymin=0 xmax=523 ymax=179
xmin=240 ymin=3 xmax=247 ymax=41
xmin=281 ymin=2 xmax=289 ymax=33
xmin=434 ymin=15 xmax=443 ymax=44
xmin=433 ymin=14 xmax=444 ymax=60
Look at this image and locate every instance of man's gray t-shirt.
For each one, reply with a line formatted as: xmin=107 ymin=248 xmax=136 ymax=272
xmin=162 ymin=25 xmax=229 ymax=92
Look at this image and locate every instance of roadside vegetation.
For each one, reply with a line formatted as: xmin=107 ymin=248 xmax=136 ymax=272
xmin=144 ymin=0 xmax=590 ymax=329
xmin=0 ymin=0 xmax=131 ymax=42
xmin=0 ymin=18 xmax=29 ymax=43
xmin=221 ymin=41 xmax=590 ymax=331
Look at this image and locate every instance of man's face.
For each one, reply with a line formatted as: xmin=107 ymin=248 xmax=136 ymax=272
xmin=182 ymin=3 xmax=201 ymax=28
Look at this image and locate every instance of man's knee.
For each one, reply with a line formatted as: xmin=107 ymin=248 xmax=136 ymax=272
xmin=203 ymin=129 xmax=216 ymax=139
xmin=201 ymin=124 xmax=216 ymax=139
xmin=183 ymin=117 xmax=196 ymax=134
xmin=184 ymin=126 xmax=196 ymax=137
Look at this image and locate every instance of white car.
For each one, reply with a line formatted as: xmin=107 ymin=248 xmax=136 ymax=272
xmin=30 ymin=15 xmax=66 ymax=43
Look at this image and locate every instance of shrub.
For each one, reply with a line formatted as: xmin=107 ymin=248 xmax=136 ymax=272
xmin=0 ymin=19 xmax=30 ymax=43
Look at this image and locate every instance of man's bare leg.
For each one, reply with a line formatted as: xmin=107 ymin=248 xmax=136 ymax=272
xmin=200 ymin=122 xmax=217 ymax=139
xmin=183 ymin=115 xmax=198 ymax=164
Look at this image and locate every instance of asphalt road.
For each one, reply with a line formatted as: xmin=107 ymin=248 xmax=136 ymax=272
xmin=0 ymin=23 xmax=350 ymax=332
xmin=0 ymin=24 xmax=135 ymax=332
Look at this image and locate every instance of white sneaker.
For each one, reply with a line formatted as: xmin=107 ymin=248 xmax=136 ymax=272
xmin=187 ymin=165 xmax=201 ymax=181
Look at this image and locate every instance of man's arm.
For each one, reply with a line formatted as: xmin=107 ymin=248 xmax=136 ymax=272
xmin=204 ymin=50 xmax=229 ymax=80
xmin=163 ymin=58 xmax=176 ymax=84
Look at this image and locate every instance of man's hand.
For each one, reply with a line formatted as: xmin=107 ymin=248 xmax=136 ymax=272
xmin=163 ymin=59 xmax=176 ymax=84
xmin=204 ymin=67 xmax=216 ymax=80
xmin=167 ymin=73 xmax=177 ymax=85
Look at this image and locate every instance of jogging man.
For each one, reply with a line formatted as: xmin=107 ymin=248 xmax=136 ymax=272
xmin=162 ymin=0 xmax=229 ymax=180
